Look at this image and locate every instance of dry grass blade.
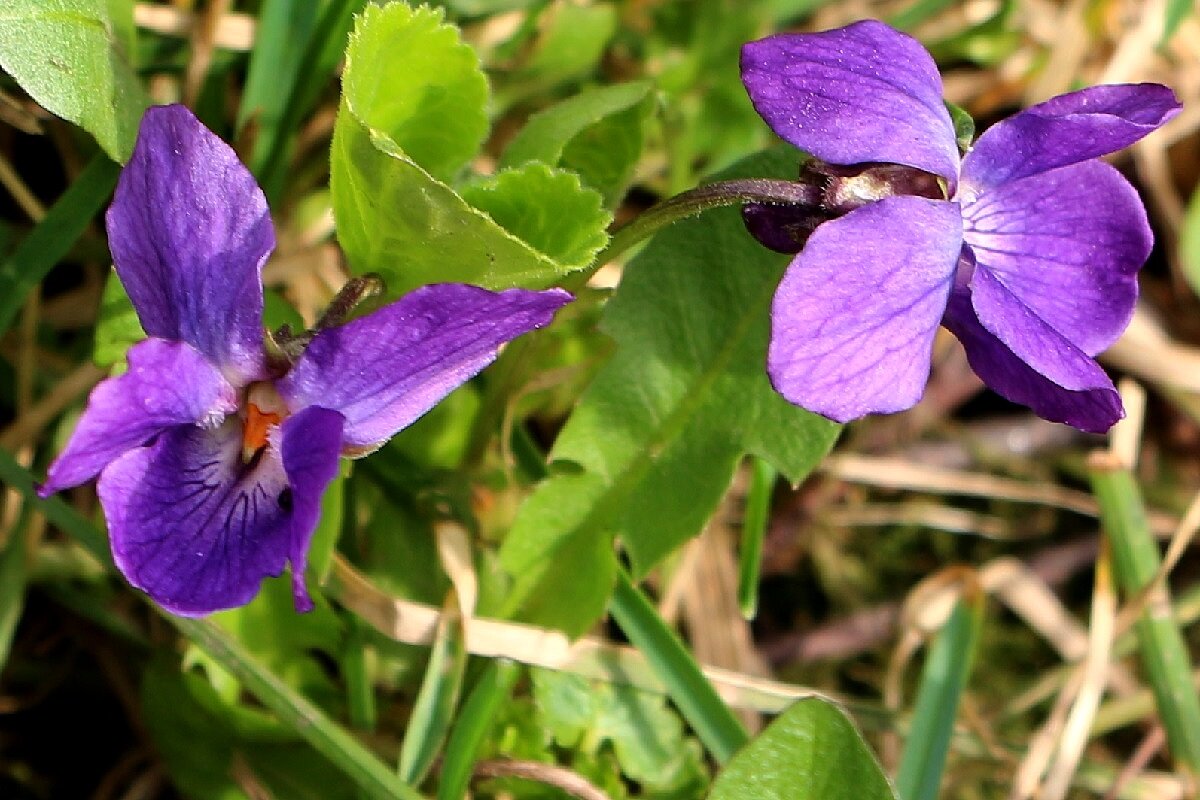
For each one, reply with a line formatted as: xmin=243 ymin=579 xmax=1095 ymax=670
xmin=473 ymin=759 xmax=613 ymax=800
xmin=1041 ymin=544 xmax=1117 ymax=800
xmin=821 ymin=453 xmax=1177 ymax=535
xmin=326 ymin=556 xmax=833 ymax=714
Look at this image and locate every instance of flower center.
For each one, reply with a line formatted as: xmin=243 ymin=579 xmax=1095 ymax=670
xmin=813 ymin=161 xmax=946 ymax=213
xmin=241 ymin=382 xmax=288 ymax=463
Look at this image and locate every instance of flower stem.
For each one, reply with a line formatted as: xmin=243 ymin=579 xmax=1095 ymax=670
xmin=595 ymin=178 xmax=818 ymax=267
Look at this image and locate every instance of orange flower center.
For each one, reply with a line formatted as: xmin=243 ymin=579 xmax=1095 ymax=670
xmin=241 ymin=383 xmax=288 ymax=463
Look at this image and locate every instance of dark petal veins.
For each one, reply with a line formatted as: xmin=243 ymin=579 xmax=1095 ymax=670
xmin=767 ymin=196 xmax=962 ymax=422
xmin=962 ymin=160 xmax=1149 ymax=355
xmin=40 ymin=338 xmax=236 ymax=496
xmin=740 ymin=20 xmax=959 ymax=186
xmin=278 ymin=285 xmax=571 ymax=451
xmin=960 ymin=83 xmax=1180 ymax=195
xmin=106 ymin=105 xmax=273 ymax=384
xmin=100 ymin=419 xmax=294 ymax=616
xmin=943 ymin=288 xmax=1122 ymax=433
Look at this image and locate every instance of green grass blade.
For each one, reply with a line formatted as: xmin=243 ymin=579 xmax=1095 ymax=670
xmin=1163 ymin=0 xmax=1192 ymax=43
xmin=1090 ymin=465 xmax=1200 ymax=774
xmin=738 ymin=457 xmax=776 ymax=619
xmin=255 ymin=0 xmax=367 ymax=200
xmin=343 ymin=620 xmax=377 ymax=730
xmin=237 ymin=0 xmax=318 ymax=136
xmin=0 ymin=527 xmax=28 ymax=670
xmin=0 ymin=154 xmax=119 ymax=336
xmin=436 ymin=659 xmax=522 ymax=800
xmin=609 ymin=569 xmax=749 ymax=763
xmin=0 ymin=450 xmax=424 ymax=800
xmin=175 ymin=617 xmax=426 ymax=800
xmin=895 ymin=596 xmax=983 ymax=800
xmin=0 ymin=448 xmax=110 ymax=562
xmin=398 ymin=593 xmax=468 ymax=786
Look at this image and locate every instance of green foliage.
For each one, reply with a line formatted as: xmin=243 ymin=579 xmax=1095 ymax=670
xmin=331 ymin=2 xmax=610 ymax=294
xmin=93 ymin=267 xmax=141 ymax=366
xmin=501 ymin=81 xmax=655 ymax=204
xmin=202 ymin=576 xmax=345 ymax=706
xmin=500 ymin=147 xmax=840 ymax=636
xmin=142 ymin=660 xmax=360 ymax=800
xmin=896 ymin=598 xmax=984 ymax=800
xmin=533 ymin=668 xmax=709 ymax=796
xmin=483 ymin=668 xmax=707 ymax=799
xmin=1182 ymin=184 xmax=1200 ymax=298
xmin=0 ymin=155 xmax=119 ymax=337
xmin=708 ymin=698 xmax=897 ymax=800
xmin=397 ymin=595 xmax=468 ymax=786
xmin=0 ymin=0 xmax=146 ymax=162
xmin=946 ymin=101 xmax=975 ymax=154
xmin=495 ymin=2 xmax=619 ymax=108
xmin=461 ymin=165 xmax=611 ymax=270
xmin=340 ymin=3 xmax=487 ymax=182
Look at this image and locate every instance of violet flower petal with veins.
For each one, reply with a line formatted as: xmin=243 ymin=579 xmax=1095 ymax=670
xmin=739 ymin=19 xmax=1180 ymax=432
xmin=40 ymin=105 xmax=571 ymax=616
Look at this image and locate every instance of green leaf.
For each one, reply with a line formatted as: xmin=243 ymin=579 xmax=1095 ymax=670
xmin=708 ymin=698 xmax=897 ymax=800
xmin=341 ymin=3 xmax=486 ymax=182
xmin=460 ymin=165 xmax=611 ymax=270
xmin=0 ymin=0 xmax=147 ymax=162
xmin=331 ymin=3 xmax=582 ymax=293
xmin=500 ymin=81 xmax=654 ymax=204
xmin=531 ymin=666 xmax=709 ymax=792
xmin=499 ymin=147 xmax=840 ymax=636
xmin=92 ymin=267 xmax=142 ymax=367
xmin=946 ymin=101 xmax=975 ymax=153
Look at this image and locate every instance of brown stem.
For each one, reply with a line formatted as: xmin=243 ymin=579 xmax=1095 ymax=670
xmin=472 ymin=759 xmax=614 ymax=800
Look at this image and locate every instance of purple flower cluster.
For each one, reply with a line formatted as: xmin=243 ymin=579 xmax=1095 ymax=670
xmin=40 ymin=106 xmax=569 ymax=616
xmin=739 ymin=20 xmax=1180 ymax=432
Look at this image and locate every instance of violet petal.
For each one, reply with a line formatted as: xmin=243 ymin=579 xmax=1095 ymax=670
xmin=278 ymin=285 xmax=571 ymax=451
xmin=943 ymin=289 xmax=1122 ymax=432
xmin=962 ymin=266 xmax=1123 ymax=431
xmin=962 ymin=160 xmax=1149 ymax=356
xmin=40 ymin=338 xmax=237 ymax=497
xmin=960 ymin=84 xmax=1180 ymax=194
xmin=741 ymin=20 xmax=959 ymax=185
xmin=106 ymin=105 xmax=273 ymax=384
xmin=100 ymin=420 xmax=293 ymax=616
xmin=767 ymin=196 xmax=962 ymax=422
xmin=277 ymin=406 xmax=344 ymax=613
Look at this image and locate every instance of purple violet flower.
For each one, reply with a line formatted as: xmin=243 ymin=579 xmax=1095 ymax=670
xmin=39 ymin=105 xmax=571 ymax=616
xmin=739 ymin=20 xmax=1181 ymax=432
